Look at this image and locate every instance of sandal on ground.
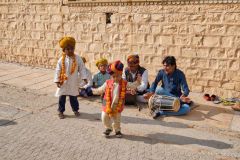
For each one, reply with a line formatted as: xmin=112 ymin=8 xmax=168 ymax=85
xmin=58 ymin=110 xmax=64 ymax=119
xmin=219 ymin=97 xmax=227 ymax=103
xmin=213 ymin=97 xmax=222 ymax=104
xmin=222 ymin=102 xmax=234 ymax=106
xmin=73 ymin=110 xmax=80 ymax=116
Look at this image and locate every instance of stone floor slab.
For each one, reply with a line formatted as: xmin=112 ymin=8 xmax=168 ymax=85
xmin=231 ymin=111 xmax=240 ymax=133
xmin=39 ymin=84 xmax=56 ymax=94
xmin=165 ymin=103 xmax=214 ymax=126
xmin=0 ymin=69 xmax=33 ymax=82
xmin=205 ymin=105 xmax=234 ymax=130
xmin=27 ymin=79 xmax=54 ymax=90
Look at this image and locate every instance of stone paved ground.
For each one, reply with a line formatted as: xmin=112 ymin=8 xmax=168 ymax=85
xmin=0 ymin=104 xmax=228 ymax=160
xmin=0 ymin=61 xmax=240 ymax=159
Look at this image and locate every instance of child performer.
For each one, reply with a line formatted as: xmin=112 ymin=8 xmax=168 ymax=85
xmin=92 ymin=60 xmax=142 ymax=138
xmin=54 ymin=36 xmax=87 ymax=119
xmin=78 ymin=56 xmax=93 ymax=98
xmin=92 ymin=58 xmax=111 ymax=88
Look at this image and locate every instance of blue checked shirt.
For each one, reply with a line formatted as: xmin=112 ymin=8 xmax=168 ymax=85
xmin=148 ymin=69 xmax=189 ymax=97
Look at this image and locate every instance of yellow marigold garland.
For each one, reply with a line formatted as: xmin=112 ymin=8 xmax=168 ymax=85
xmin=106 ymin=78 xmax=126 ymax=118
xmin=59 ymin=53 xmax=76 ymax=85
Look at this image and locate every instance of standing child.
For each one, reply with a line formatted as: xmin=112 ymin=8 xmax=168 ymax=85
xmin=92 ymin=60 xmax=142 ymax=138
xmin=78 ymin=56 xmax=93 ymax=98
xmin=54 ymin=36 xmax=87 ymax=119
xmin=92 ymin=58 xmax=111 ymax=88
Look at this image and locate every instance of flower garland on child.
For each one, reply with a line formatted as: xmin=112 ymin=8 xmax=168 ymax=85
xmin=59 ymin=53 xmax=76 ymax=85
xmin=106 ymin=78 xmax=126 ymax=118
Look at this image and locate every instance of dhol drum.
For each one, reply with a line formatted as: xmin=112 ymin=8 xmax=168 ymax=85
xmin=125 ymin=89 xmax=137 ymax=105
xmin=148 ymin=94 xmax=180 ymax=114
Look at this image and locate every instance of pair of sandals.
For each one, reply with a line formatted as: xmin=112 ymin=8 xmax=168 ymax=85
xmin=58 ymin=110 xmax=80 ymax=119
xmin=214 ymin=97 xmax=240 ymax=106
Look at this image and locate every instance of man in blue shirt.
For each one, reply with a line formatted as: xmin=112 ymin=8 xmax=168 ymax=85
xmin=143 ymin=56 xmax=193 ymax=119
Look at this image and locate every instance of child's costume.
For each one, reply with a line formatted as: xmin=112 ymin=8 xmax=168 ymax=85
xmin=93 ymin=58 xmax=111 ymax=88
xmin=78 ymin=56 xmax=93 ymax=96
xmin=54 ymin=37 xmax=87 ymax=113
xmin=92 ymin=61 xmax=140 ymax=136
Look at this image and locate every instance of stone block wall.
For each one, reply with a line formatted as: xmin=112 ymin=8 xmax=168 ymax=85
xmin=0 ymin=0 xmax=240 ymax=98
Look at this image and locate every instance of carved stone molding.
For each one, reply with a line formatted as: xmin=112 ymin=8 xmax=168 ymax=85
xmin=68 ymin=0 xmax=240 ymax=6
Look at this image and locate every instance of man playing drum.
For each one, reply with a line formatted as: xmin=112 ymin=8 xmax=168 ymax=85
xmin=122 ymin=55 xmax=149 ymax=103
xmin=143 ymin=56 xmax=194 ymax=119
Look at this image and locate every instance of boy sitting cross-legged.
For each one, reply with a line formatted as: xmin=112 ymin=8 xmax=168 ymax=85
xmin=92 ymin=58 xmax=111 ymax=88
xmin=78 ymin=56 xmax=93 ymax=98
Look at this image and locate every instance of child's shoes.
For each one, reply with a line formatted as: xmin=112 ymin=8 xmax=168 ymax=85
xmin=58 ymin=110 xmax=64 ymax=119
xmin=102 ymin=129 xmax=112 ymax=137
xmin=116 ymin=131 xmax=122 ymax=138
xmin=73 ymin=110 xmax=80 ymax=116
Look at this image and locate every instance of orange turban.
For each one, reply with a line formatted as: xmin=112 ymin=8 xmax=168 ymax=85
xmin=59 ymin=36 xmax=76 ymax=49
xmin=81 ymin=56 xmax=86 ymax=63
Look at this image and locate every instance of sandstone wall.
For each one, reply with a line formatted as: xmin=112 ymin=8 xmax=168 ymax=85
xmin=0 ymin=0 xmax=240 ymax=98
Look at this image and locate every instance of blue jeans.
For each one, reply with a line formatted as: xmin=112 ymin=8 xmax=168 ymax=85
xmin=58 ymin=95 xmax=79 ymax=112
xmin=79 ymin=87 xmax=93 ymax=96
xmin=155 ymin=87 xmax=190 ymax=116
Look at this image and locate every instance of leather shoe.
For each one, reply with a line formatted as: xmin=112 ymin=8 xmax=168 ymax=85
xmin=203 ymin=94 xmax=211 ymax=101
xmin=211 ymin=95 xmax=216 ymax=101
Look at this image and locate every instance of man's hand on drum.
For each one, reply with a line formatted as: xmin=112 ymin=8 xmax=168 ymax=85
xmin=180 ymin=95 xmax=191 ymax=103
xmin=143 ymin=92 xmax=154 ymax=99
xmin=137 ymin=74 xmax=142 ymax=84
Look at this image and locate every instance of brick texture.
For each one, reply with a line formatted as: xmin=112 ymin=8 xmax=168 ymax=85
xmin=0 ymin=1 xmax=240 ymax=97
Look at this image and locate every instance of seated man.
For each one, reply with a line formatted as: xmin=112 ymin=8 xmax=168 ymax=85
xmin=143 ymin=56 xmax=193 ymax=119
xmin=122 ymin=55 xmax=149 ymax=103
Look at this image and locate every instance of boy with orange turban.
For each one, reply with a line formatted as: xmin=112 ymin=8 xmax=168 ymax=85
xmin=92 ymin=60 xmax=142 ymax=138
xmin=54 ymin=36 xmax=87 ymax=119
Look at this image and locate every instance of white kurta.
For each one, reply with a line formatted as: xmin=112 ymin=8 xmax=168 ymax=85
xmin=122 ymin=70 xmax=148 ymax=92
xmin=78 ymin=68 xmax=93 ymax=89
xmin=54 ymin=54 xmax=87 ymax=97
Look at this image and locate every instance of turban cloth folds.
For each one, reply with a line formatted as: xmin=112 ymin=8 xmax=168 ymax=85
xmin=95 ymin=58 xmax=108 ymax=68
xmin=107 ymin=60 xmax=124 ymax=75
xmin=59 ymin=36 xmax=76 ymax=49
xmin=126 ymin=55 xmax=139 ymax=66
xmin=80 ymin=56 xmax=86 ymax=63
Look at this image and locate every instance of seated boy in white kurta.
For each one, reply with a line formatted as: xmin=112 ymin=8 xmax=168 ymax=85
xmin=78 ymin=56 xmax=93 ymax=98
xmin=54 ymin=36 xmax=87 ymax=119
xmin=92 ymin=60 xmax=141 ymax=138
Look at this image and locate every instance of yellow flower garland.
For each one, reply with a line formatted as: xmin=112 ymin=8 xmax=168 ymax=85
xmin=59 ymin=53 xmax=76 ymax=85
xmin=106 ymin=78 xmax=126 ymax=118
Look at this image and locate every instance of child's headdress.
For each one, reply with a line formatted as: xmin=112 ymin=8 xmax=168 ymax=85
xmin=81 ymin=56 xmax=86 ymax=63
xmin=95 ymin=58 xmax=108 ymax=68
xmin=59 ymin=36 xmax=76 ymax=49
xmin=107 ymin=60 xmax=124 ymax=75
